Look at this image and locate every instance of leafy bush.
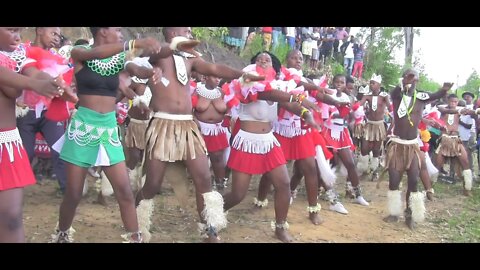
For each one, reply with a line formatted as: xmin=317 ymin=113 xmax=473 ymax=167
xmin=270 ymin=38 xmax=290 ymax=65
xmin=240 ymin=34 xmax=264 ymax=62
xmin=192 ymin=27 xmax=228 ymax=44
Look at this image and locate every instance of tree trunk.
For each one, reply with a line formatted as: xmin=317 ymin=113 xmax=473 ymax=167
xmin=404 ymin=27 xmax=414 ymax=67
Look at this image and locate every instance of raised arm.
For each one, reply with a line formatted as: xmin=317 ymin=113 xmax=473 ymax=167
xmin=71 ymin=37 xmax=161 ymax=63
xmin=428 ymin=82 xmax=454 ymax=102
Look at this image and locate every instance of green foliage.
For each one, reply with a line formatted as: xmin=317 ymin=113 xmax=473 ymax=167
xmin=270 ymin=38 xmax=290 ymax=65
xmin=191 ymin=27 xmax=228 ymax=44
xmin=457 ymin=70 xmax=480 ymax=98
xmin=417 ymin=73 xmax=441 ymax=93
xmin=240 ymin=34 xmax=264 ymax=62
xmin=356 ymin=27 xmax=416 ymax=90
xmin=328 ymin=57 xmax=345 ymax=76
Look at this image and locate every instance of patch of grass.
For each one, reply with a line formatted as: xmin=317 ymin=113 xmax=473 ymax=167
xmin=434 ymin=183 xmax=480 ymax=242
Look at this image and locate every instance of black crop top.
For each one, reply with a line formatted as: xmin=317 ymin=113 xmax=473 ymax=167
xmin=74 ymin=45 xmax=125 ymax=97
xmin=76 ymin=66 xmax=119 ymax=97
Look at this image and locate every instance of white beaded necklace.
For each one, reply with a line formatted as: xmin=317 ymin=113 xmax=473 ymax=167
xmin=196 ymin=83 xmax=222 ymax=100
xmin=0 ymin=45 xmax=27 ymax=73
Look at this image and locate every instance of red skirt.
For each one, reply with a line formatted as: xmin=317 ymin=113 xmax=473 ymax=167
xmin=311 ymin=130 xmax=334 ymax=160
xmin=0 ymin=128 xmax=36 ymax=191
xmin=203 ymin=133 xmax=229 ymax=152
xmin=274 ymin=131 xmax=315 ymax=161
xmin=228 ymin=129 xmax=286 ymax=175
xmin=322 ymin=126 xmax=355 ymax=152
xmin=227 ymin=145 xmax=286 ymax=175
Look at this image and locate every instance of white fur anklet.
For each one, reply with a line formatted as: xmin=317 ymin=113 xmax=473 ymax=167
xmin=136 ymin=199 xmax=154 ymax=243
xmin=307 ymin=203 xmax=322 ymax=213
xmin=202 ymin=191 xmax=227 ymax=231
xmin=253 ymin=197 xmax=269 ymax=207
xmin=463 ymin=169 xmax=473 ymax=191
xmin=409 ymin=191 xmax=426 ymax=223
xmin=387 ymin=190 xmax=403 ymax=216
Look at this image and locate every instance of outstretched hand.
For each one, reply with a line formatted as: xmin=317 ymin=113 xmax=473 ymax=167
xmin=242 ymin=72 xmax=266 ymax=83
xmin=139 ymin=37 xmax=162 ymax=55
xmin=301 ymin=99 xmax=320 ymax=112
xmin=150 ymin=67 xmax=162 ymax=85
xmin=303 ymin=112 xmax=320 ymax=130
xmin=54 ymin=76 xmax=78 ymax=103
xmin=29 ymin=79 xmax=58 ymax=99
xmin=441 ymin=82 xmax=454 ymax=91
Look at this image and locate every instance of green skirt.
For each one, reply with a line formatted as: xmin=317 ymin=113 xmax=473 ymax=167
xmin=59 ymin=106 xmax=125 ymax=168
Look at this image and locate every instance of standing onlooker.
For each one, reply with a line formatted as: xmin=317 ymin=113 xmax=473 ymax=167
xmin=333 ymin=27 xmax=349 ymax=60
xmin=16 ymin=27 xmax=72 ymax=194
xmin=272 ymin=27 xmax=284 ymax=50
xmin=262 ymin=27 xmax=273 ymax=51
xmin=351 ymin=44 xmax=365 ymax=79
xmin=460 ymin=91 xmax=476 ymax=173
xmin=285 ymin=27 xmax=296 ymax=50
xmin=341 ymin=36 xmax=355 ymax=76
xmin=319 ymin=27 xmax=335 ymax=65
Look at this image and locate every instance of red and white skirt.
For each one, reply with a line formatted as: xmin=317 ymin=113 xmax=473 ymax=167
xmin=198 ymin=120 xmax=229 ymax=153
xmin=322 ymin=125 xmax=355 ymax=151
xmin=228 ymin=129 xmax=286 ymax=175
xmin=0 ymin=127 xmax=36 ymax=191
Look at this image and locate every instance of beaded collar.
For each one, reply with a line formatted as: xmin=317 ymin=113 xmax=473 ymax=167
xmin=78 ymin=45 xmax=126 ymax=76
xmin=0 ymin=44 xmax=27 ymax=73
xmin=196 ymin=83 xmax=222 ymax=100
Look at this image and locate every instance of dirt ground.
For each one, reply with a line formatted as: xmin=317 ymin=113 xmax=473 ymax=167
xmin=23 ymin=163 xmax=471 ymax=243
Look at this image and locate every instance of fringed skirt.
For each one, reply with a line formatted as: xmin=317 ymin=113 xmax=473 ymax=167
xmin=274 ymin=130 xmax=315 ymax=161
xmin=145 ymin=112 xmax=207 ymax=162
xmin=352 ymin=123 xmax=364 ymax=139
xmin=125 ymin=118 xmax=149 ymax=150
xmin=198 ymin=120 xmax=229 ymax=153
xmin=0 ymin=127 xmax=35 ymax=190
xmin=364 ymin=120 xmax=386 ymax=141
xmin=385 ymin=137 xmax=422 ymax=171
xmin=322 ymin=125 xmax=355 ymax=151
xmin=57 ymin=106 xmax=124 ymax=168
xmin=227 ymin=129 xmax=286 ymax=175
xmin=435 ymin=134 xmax=463 ymax=157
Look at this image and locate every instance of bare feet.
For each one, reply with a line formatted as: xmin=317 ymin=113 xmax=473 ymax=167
xmin=405 ymin=216 xmax=416 ymax=230
xmin=383 ymin=215 xmax=399 ymax=223
xmin=203 ymin=235 xmax=221 ymax=243
xmin=275 ymin=228 xmax=294 ymax=243
xmin=309 ymin=212 xmax=324 ymax=225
